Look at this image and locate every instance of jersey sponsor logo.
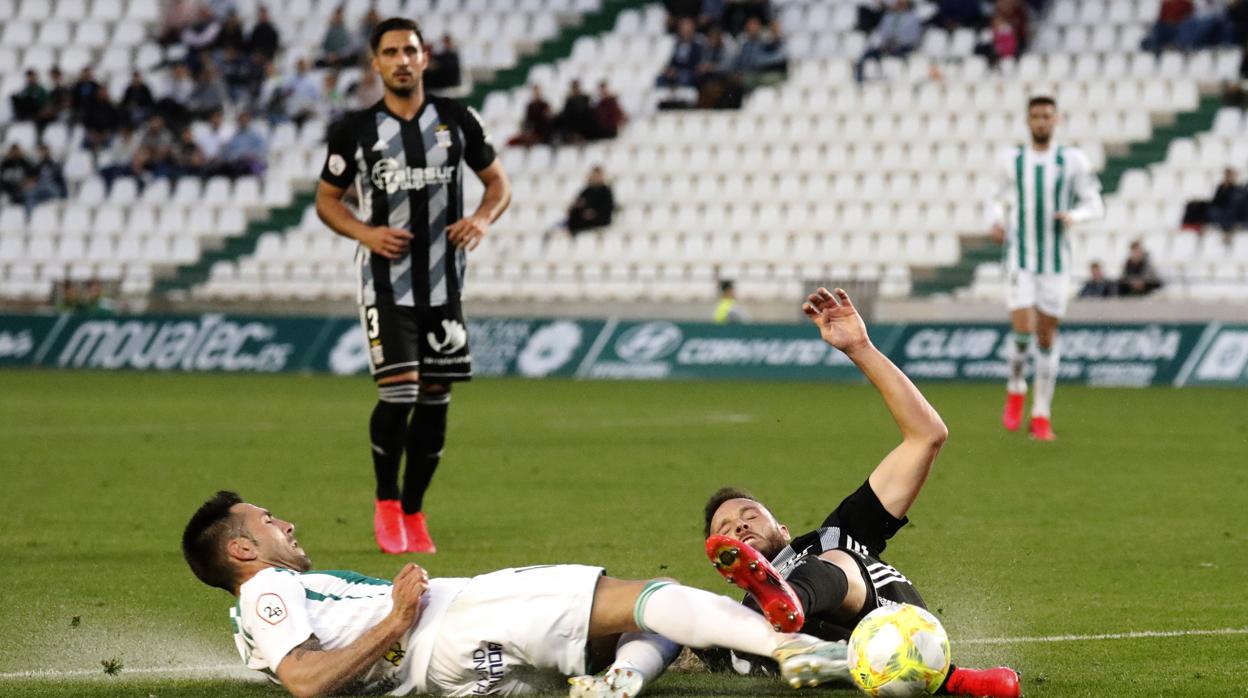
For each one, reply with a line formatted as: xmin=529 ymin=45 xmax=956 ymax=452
xmin=327 ymin=154 xmax=346 ymax=176
xmin=471 ymin=641 xmax=505 ymax=695
xmin=256 ymin=593 xmax=288 ymax=625
xmin=370 ymin=159 xmax=456 ymax=194
xmin=428 ymin=319 xmax=468 ymax=355
xmin=435 ymin=126 xmax=452 ymax=149
xmin=383 ymin=640 xmax=406 ymax=667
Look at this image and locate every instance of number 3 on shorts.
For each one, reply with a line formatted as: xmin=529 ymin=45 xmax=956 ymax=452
xmin=366 ymin=307 xmax=381 ymax=339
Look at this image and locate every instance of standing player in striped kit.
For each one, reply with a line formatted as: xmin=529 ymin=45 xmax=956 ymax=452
xmin=987 ymin=96 xmax=1102 ymax=441
xmin=315 ymin=17 xmax=511 ymax=553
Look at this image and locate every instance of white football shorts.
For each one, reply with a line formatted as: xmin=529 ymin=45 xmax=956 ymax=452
xmin=1006 ymin=269 xmax=1069 ymax=318
xmin=424 ymin=564 xmax=604 ymax=696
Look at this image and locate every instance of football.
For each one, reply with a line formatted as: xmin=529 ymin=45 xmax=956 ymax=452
xmin=847 ymin=603 xmax=951 ymax=697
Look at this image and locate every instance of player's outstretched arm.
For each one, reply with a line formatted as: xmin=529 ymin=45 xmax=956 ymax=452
xmin=275 ymin=564 xmax=428 ymax=698
xmin=315 ymin=179 xmax=413 ymax=260
xmin=803 ymin=288 xmax=948 ymax=520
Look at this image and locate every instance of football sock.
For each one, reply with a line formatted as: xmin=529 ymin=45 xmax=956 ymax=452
xmin=1007 ymin=332 xmax=1031 ymax=394
xmin=633 ymin=581 xmax=784 ymax=657
xmin=609 ymin=633 xmax=681 ymax=684
xmin=786 ymin=557 xmax=850 ymax=616
xmin=1031 ymin=339 xmax=1060 ymax=418
xmin=401 ymin=390 xmax=450 ymax=515
xmin=370 ymin=382 xmax=418 ymax=501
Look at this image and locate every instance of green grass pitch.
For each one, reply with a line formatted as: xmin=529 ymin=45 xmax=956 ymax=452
xmin=1 ymin=370 xmax=1246 ymax=697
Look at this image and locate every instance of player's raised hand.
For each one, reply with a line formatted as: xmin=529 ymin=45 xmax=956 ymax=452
xmin=389 ymin=563 xmax=429 ymax=627
xmin=361 ymin=226 xmax=414 ymax=260
xmin=803 ymin=287 xmax=870 ymax=355
xmin=446 ymin=214 xmax=490 ymax=251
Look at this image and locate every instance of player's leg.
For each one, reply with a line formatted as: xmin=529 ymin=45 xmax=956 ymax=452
xmin=361 ymin=304 xmax=421 ymax=554
xmin=399 ymin=380 xmax=449 ymax=553
xmin=1029 ymin=310 xmax=1061 ymax=441
xmin=587 ymin=576 xmax=848 ymax=690
xmin=1002 ymin=272 xmax=1036 ymax=431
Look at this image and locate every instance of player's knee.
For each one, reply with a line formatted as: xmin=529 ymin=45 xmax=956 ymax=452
xmin=419 ymin=381 xmax=450 ymax=395
xmin=377 ymin=378 xmax=420 ymax=405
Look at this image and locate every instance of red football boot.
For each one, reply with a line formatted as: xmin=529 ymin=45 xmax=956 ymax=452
xmin=373 ymin=499 xmax=407 ymax=554
xmin=1028 ymin=415 xmax=1056 ymax=441
xmin=944 ymin=666 xmax=1021 ymax=698
xmin=1001 ymin=393 xmax=1025 ymax=432
xmin=403 ymin=511 xmax=437 ymax=554
xmin=705 ymin=534 xmax=804 ymax=632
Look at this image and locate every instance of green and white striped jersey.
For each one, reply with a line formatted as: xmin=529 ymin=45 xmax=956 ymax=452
xmin=988 ymin=143 xmax=1104 ymax=274
xmin=230 ymin=567 xmax=468 ymax=695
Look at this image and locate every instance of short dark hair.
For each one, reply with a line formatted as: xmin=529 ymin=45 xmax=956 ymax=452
xmin=183 ymin=490 xmax=247 ymax=592
xmin=719 ymin=279 xmax=735 ymax=294
xmin=1028 ymin=95 xmax=1057 ymax=110
xmin=369 ymin=17 xmax=425 ymax=54
xmin=703 ymin=486 xmax=761 ymax=537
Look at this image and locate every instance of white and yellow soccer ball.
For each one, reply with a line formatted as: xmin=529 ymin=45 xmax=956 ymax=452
xmin=847 ymin=603 xmax=951 ymax=697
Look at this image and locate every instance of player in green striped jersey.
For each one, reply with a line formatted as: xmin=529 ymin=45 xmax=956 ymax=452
xmin=987 ymin=96 xmax=1103 ymax=441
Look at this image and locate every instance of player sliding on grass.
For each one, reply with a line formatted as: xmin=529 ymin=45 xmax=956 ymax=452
xmin=183 ymin=491 xmax=849 ymax=697
xmin=698 ymin=287 xmax=1021 ymax=698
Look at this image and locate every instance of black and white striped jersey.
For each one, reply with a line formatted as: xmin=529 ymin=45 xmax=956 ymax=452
xmin=769 ymin=480 xmax=927 ymax=641
xmin=320 ymin=96 xmax=496 ymax=308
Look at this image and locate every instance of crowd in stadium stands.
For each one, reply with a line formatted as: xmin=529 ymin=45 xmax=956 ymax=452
xmin=3 ymin=1 xmax=468 ymax=212
xmin=1141 ymin=0 xmax=1248 ymax=53
xmin=1183 ymin=168 xmax=1248 ymax=240
xmin=509 ymin=81 xmax=628 ymax=146
xmin=657 ymin=0 xmax=788 ymax=109
xmin=54 ymin=278 xmax=119 ymax=314
xmin=1079 ymin=241 xmax=1164 ymax=298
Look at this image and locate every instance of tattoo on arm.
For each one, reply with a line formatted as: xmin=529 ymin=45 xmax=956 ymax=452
xmin=291 ymin=635 xmax=323 ymax=660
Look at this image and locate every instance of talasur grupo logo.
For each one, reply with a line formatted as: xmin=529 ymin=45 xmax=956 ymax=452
xmin=614 ymin=322 xmax=683 ymax=363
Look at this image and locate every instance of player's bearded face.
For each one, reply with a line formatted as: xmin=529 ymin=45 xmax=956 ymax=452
xmin=1028 ymin=105 xmax=1056 ymax=144
xmin=373 ymin=31 xmax=427 ymax=97
xmin=710 ymin=499 xmax=789 ymax=559
xmin=242 ymin=506 xmax=312 ymax=572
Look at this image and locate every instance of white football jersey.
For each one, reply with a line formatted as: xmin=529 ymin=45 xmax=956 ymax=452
xmin=231 ymin=567 xmax=469 ymax=695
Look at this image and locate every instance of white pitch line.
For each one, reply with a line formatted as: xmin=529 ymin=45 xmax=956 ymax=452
xmin=5 ymin=628 xmax=1247 ymax=681
xmin=959 ymin=627 xmax=1248 ymax=645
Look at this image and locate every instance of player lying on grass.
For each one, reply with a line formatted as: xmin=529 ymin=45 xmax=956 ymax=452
xmin=698 ymin=287 xmax=1021 ymax=698
xmin=183 ymin=491 xmax=848 ymax=697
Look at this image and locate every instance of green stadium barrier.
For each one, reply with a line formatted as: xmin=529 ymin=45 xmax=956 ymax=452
xmin=1 ymin=312 xmax=1245 ymax=387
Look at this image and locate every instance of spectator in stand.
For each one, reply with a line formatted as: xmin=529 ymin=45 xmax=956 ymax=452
xmin=994 ymin=0 xmax=1031 ymax=49
xmin=82 ymin=86 xmax=123 ymax=153
xmin=1078 ymin=262 xmax=1116 ymax=298
xmin=248 ymin=5 xmax=281 ymax=61
xmin=855 ymin=0 xmax=923 ymax=83
xmin=713 ymin=279 xmax=746 ymax=323
xmin=0 ymin=144 xmax=33 ymax=205
xmin=138 ymin=114 xmax=177 ymax=172
xmin=283 ymin=59 xmax=323 ymax=127
xmin=215 ymin=11 xmax=248 ymax=53
xmin=11 ymin=70 xmax=48 ymax=123
xmin=25 ymin=144 xmax=67 ymax=213
xmin=347 ymin=68 xmax=384 ymax=108
xmin=699 ymin=0 xmax=727 ymax=32
xmin=185 ymin=64 xmax=229 ymax=120
xmin=121 ymin=70 xmax=156 ymax=127
xmin=425 ymin=34 xmax=463 ymax=91
xmin=733 ymin=17 xmax=788 ymax=86
xmin=697 ymin=24 xmax=743 ymax=108
xmin=156 ymin=63 xmax=195 ymax=127
xmin=160 ymin=0 xmax=204 ymax=46
xmin=256 ymin=59 xmax=287 ymax=122
xmin=1208 ymin=167 xmax=1248 ymax=237
xmin=220 ymin=45 xmax=261 ymax=106
xmin=359 ymin=5 xmax=383 ymax=47
xmin=931 ymin=0 xmax=985 ymax=30
xmin=319 ymin=71 xmax=350 ymax=124
xmin=70 ymin=67 xmax=102 ymax=121
xmin=318 ymin=5 xmax=360 ymax=69
xmin=724 ymin=0 xmax=774 ymax=34
xmin=194 ymin=109 xmax=232 ymax=164
xmin=218 ymin=111 xmax=268 ymax=176
xmin=565 ymin=165 xmax=615 ymax=234
xmin=98 ymin=124 xmax=142 ymax=186
xmin=182 ymin=6 xmax=224 ymax=54
xmin=1141 ymin=0 xmax=1194 ymax=52
xmin=45 ymin=67 xmax=72 ymax=123
xmin=1118 ymin=241 xmax=1163 ymax=296
xmin=657 ymin=18 xmax=707 ymax=88
xmin=665 ymin=0 xmax=702 ymax=33
xmin=976 ymin=10 xmax=1020 ymax=67
xmin=592 ymin=80 xmax=627 ymax=139
xmin=507 ymin=85 xmax=554 ymax=146
xmin=555 ymin=79 xmax=597 ymax=144
xmin=1175 ymin=0 xmax=1238 ymax=49
xmin=174 ymin=127 xmax=208 ymax=178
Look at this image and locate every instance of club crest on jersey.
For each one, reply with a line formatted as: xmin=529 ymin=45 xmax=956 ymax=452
xmin=435 ymin=126 xmax=452 ymax=149
xmin=427 ymin=320 xmax=468 ymax=355
xmin=371 ymin=159 xmax=455 ymax=193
